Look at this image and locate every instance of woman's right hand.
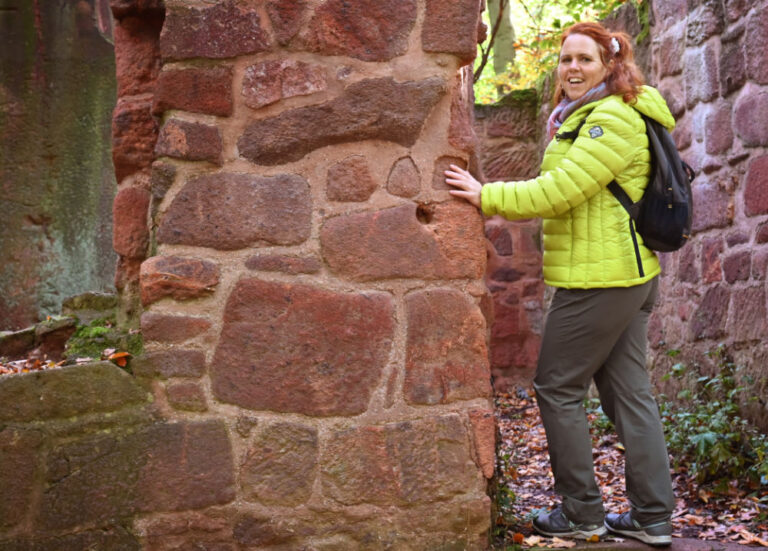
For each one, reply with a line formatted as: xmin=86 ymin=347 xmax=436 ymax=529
xmin=444 ymin=164 xmax=482 ymax=209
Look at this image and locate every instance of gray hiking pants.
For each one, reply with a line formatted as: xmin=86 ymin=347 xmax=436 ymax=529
xmin=533 ymin=277 xmax=675 ymax=526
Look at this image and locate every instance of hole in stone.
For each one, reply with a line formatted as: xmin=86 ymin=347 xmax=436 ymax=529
xmin=416 ymin=202 xmax=435 ymax=224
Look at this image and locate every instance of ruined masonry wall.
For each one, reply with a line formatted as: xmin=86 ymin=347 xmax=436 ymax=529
xmin=61 ymin=0 xmax=494 ymax=549
xmin=647 ymin=0 xmax=768 ymax=429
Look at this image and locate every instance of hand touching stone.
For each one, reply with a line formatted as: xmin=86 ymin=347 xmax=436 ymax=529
xmin=444 ymin=164 xmax=482 ymax=208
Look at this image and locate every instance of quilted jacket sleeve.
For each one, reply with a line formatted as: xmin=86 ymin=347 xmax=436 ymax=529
xmin=480 ymin=100 xmax=643 ymax=220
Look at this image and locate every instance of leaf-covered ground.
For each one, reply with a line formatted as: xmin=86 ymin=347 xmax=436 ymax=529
xmin=494 ymin=390 xmax=768 ymax=548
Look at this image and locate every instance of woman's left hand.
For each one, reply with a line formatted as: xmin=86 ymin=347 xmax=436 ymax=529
xmin=444 ymin=164 xmax=482 ymax=208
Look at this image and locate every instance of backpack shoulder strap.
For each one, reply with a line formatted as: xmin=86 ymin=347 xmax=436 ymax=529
xmin=554 ymin=118 xmax=587 ymax=141
xmin=607 ymin=180 xmax=640 ymax=220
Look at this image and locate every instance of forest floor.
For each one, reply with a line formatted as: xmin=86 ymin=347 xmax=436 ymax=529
xmin=493 ymin=390 xmax=768 ymax=549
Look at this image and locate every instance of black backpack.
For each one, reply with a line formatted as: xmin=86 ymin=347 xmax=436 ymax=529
xmin=557 ymin=113 xmax=695 ymax=276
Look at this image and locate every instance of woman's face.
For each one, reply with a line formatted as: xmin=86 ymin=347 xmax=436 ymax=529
xmin=558 ymin=33 xmax=609 ymax=101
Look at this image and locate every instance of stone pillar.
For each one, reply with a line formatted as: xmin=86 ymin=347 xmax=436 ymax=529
xmin=116 ymin=0 xmax=494 ymax=547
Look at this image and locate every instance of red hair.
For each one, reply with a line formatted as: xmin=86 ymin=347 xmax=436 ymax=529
xmin=554 ymin=21 xmax=645 ymax=105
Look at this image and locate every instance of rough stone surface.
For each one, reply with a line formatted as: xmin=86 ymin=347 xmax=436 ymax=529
xmin=0 ymin=527 xmax=141 ymax=551
xmin=404 ymin=288 xmax=491 ymax=405
xmin=719 ymin=39 xmax=747 ymax=96
xmin=241 ymin=422 xmax=318 ymax=506
xmin=320 ymin=202 xmax=485 ymax=281
xmin=690 ymin=285 xmax=730 ymax=340
xmin=166 ymin=381 xmax=208 ymax=412
xmin=480 ymin=141 xmax=541 ymax=180
xmin=238 ymin=77 xmax=445 ymax=165
xmin=652 ymin=0 xmax=687 ymax=22
xmin=0 ymin=362 xmax=149 ymax=423
xmin=210 ymin=279 xmax=395 ymax=416
xmin=153 ymin=66 xmax=233 ymax=117
xmin=433 ymin=156 xmax=467 ymax=190
xmin=745 ymin=7 xmax=768 ymax=84
xmin=449 ymin=68 xmax=478 ymax=152
xmin=705 ymin=102 xmax=734 ymax=154
xmin=656 ymin=32 xmax=684 ymax=77
xmin=244 ymin=254 xmax=322 ymax=274
xmin=242 ymin=59 xmax=326 ymax=110
xmin=141 ymin=313 xmax=211 ymax=343
xmin=735 ymin=88 xmax=768 ymax=147
xmin=160 ymin=1 xmax=270 ymax=60
xmin=326 ymin=155 xmax=378 ymax=202
xmin=683 ymin=43 xmax=719 ymax=108
xmin=701 ymin=237 xmax=724 ymax=283
xmin=303 ymin=0 xmax=417 ymax=62
xmin=422 ymin=0 xmax=481 ymax=63
xmin=321 ymin=415 xmax=479 ymax=505
xmin=726 ymin=286 xmax=767 ymax=341
xmin=113 ymin=14 xmax=162 ymax=97
xmin=39 ymin=420 xmax=235 ymax=531
xmin=691 ymin=183 xmax=732 ymax=232
xmin=132 ymin=349 xmax=206 ymax=379
xmin=113 ymin=186 xmax=151 ymax=259
xmin=112 ymin=96 xmax=158 ymax=182
xmin=468 ymin=409 xmax=496 ymax=479
xmin=386 ymin=156 xmax=421 ymax=198
xmin=678 ymin=243 xmax=699 ymax=283
xmin=686 ymin=1 xmax=725 ymax=46
xmin=722 ymin=250 xmax=751 ymax=283
xmin=155 ymin=119 xmax=223 ymax=165
xmin=140 ymin=255 xmax=220 ymax=305
xmin=0 ymin=428 xmax=41 ymax=529
xmin=745 ymin=155 xmax=768 ymax=216
xmin=757 ymin=221 xmax=768 ymax=243
xmin=265 ymin=0 xmax=308 ymax=45
xmin=157 ymin=172 xmax=311 ymax=250
xmin=138 ymin=511 xmax=233 ymax=551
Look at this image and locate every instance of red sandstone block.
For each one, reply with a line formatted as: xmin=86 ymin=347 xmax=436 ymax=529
xmin=157 ymin=172 xmax=311 ymax=250
xmin=448 ymin=68 xmax=477 ymax=152
xmin=303 ymin=0 xmax=417 ymax=61
xmin=745 ymin=156 xmax=768 ymax=216
xmin=719 ymin=40 xmax=746 ymax=96
xmin=746 ymin=8 xmax=768 ymax=85
xmin=677 ymin=243 xmax=699 ymax=283
xmin=704 ymin=102 xmax=734 ymax=155
xmin=422 ymin=0 xmax=482 ymax=63
xmin=160 ymin=1 xmax=270 ymax=61
xmin=153 ymin=67 xmax=233 ymax=117
xmin=320 ymin=202 xmax=485 ymax=282
xmin=468 ymin=409 xmax=496 ymax=479
xmin=326 ymin=155 xmax=377 ymax=202
xmin=701 ymin=237 xmax=724 ymax=284
xmin=110 ymin=0 xmax=164 ymax=19
xmin=114 ymin=256 xmax=142 ymax=292
xmin=0 ymin=428 xmax=41 ymax=530
xmin=386 ymin=156 xmax=421 ymax=198
xmin=240 ymin=422 xmax=318 ymax=506
xmin=265 ymin=0 xmax=307 ymax=45
xmin=735 ymin=89 xmax=768 ymax=147
xmin=683 ymin=43 xmax=719 ymax=108
xmin=244 ymin=255 xmax=321 ymax=274
xmin=140 ymin=255 xmax=220 ymax=306
xmin=112 ymin=97 xmax=158 ymax=182
xmin=655 ymin=32 xmax=683 ymax=78
xmin=691 ymin=182 xmax=732 ymax=233
xmin=141 ymin=312 xmax=211 ymax=343
xmin=242 ymin=59 xmax=326 ymax=110
xmin=113 ymin=15 xmax=162 ymax=97
xmin=432 ymin=156 xmax=466 ymax=191
xmin=689 ymin=285 xmax=730 ymax=340
xmin=166 ymin=382 xmax=208 ymax=412
xmin=238 ymin=77 xmax=445 ymax=166
xmin=320 ymin=415 xmax=479 ymax=506
xmin=726 ymin=286 xmax=768 ymax=341
xmin=722 ymin=250 xmax=751 ymax=283
xmin=155 ymin=119 xmax=223 ymax=165
xmin=752 ymin=248 xmax=768 ymax=280
xmin=756 ymin=221 xmax=768 ymax=244
xmin=210 ymin=279 xmax=394 ymax=417
xmin=404 ymin=288 xmax=491 ymax=405
xmin=113 ymin=186 xmax=151 ymax=259
xmin=685 ymin=2 xmax=724 ymax=47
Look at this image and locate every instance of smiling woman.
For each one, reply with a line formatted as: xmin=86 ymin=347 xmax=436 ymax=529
xmin=446 ymin=20 xmax=678 ymax=548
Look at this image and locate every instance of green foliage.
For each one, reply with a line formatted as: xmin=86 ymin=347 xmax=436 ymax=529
xmin=65 ymin=316 xmax=143 ymax=361
xmin=658 ymin=346 xmax=768 ymax=490
xmin=474 ymin=0 xmax=637 ymax=104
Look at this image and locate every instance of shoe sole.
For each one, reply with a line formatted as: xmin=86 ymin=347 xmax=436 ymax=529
xmin=534 ymin=525 xmax=607 ymax=540
xmin=604 ymin=524 xmax=672 ymax=547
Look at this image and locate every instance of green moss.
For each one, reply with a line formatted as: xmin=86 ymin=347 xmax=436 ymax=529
xmin=64 ymin=317 xmax=143 ymax=361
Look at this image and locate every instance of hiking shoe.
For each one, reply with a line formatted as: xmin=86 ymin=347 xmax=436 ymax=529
xmin=604 ymin=511 xmax=672 ymax=547
xmin=533 ymin=506 xmax=607 ymax=539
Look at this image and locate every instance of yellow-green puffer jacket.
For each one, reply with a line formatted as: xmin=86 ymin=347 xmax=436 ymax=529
xmin=480 ymin=85 xmax=676 ymax=289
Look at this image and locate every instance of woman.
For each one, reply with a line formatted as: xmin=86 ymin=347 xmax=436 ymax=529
xmin=446 ymin=22 xmax=676 ymax=546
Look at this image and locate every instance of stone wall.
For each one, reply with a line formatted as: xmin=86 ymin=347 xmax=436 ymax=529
xmin=646 ymin=0 xmax=768 ymax=429
xmin=0 ymin=0 xmax=117 ymax=330
xmin=87 ymin=0 xmax=495 ymax=548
